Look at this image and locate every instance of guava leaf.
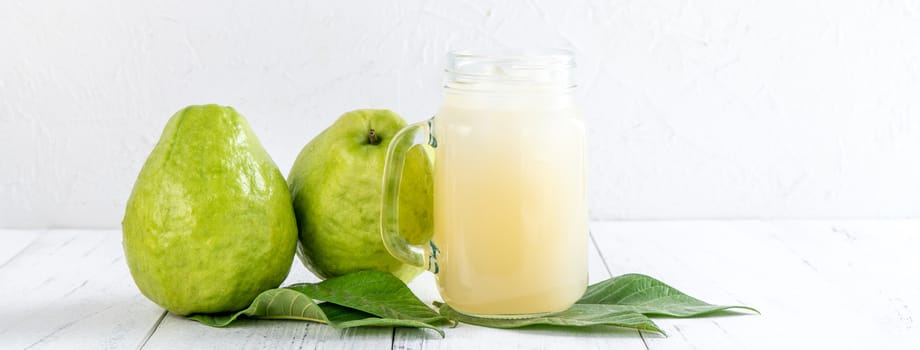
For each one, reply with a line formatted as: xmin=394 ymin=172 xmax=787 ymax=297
xmin=188 ymin=288 xmax=326 ymax=326
xmin=320 ymin=303 xmax=442 ymax=332
xmin=189 ymin=272 xmax=754 ymax=338
xmin=188 ymin=277 xmax=444 ymax=336
xmin=287 ymin=270 xmax=447 ymax=325
xmin=436 ymin=274 xmax=756 ymax=333
xmin=437 ymin=303 xmax=663 ymax=333
xmin=577 ymin=273 xmax=759 ymax=317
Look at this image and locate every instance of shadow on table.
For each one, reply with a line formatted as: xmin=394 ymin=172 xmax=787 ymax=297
xmin=395 ymin=322 xmax=644 ymax=340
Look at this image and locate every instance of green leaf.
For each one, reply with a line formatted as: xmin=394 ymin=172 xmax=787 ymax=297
xmin=189 ymin=289 xmax=326 ymax=326
xmin=288 ymin=270 xmax=447 ymax=325
xmin=435 ymin=274 xmax=756 ymax=333
xmin=319 ymin=303 xmax=444 ymax=334
xmin=188 ymin=273 xmax=445 ymax=336
xmin=188 ymin=272 xmax=755 ymax=338
xmin=577 ymin=273 xmax=759 ymax=317
xmin=438 ymin=303 xmax=663 ymax=334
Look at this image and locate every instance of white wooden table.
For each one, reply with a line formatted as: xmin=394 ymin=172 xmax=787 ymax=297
xmin=1 ymin=220 xmax=917 ymax=349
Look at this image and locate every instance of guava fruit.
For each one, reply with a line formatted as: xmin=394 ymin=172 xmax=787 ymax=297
xmin=288 ymin=109 xmax=433 ymax=283
xmin=122 ymin=104 xmax=298 ymax=316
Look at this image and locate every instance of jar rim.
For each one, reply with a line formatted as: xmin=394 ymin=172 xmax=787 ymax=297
xmin=445 ymin=49 xmax=575 ymax=92
xmin=448 ymin=49 xmax=574 ymax=66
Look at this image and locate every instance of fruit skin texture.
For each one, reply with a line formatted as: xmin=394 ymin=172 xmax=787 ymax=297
xmin=288 ymin=109 xmax=433 ymax=283
xmin=122 ymin=105 xmax=298 ymax=316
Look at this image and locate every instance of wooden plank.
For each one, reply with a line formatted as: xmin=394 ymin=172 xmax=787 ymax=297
xmin=392 ymin=227 xmax=647 ymax=350
xmin=141 ymin=259 xmax=396 ymax=349
xmin=0 ymin=229 xmax=41 ymax=266
xmin=5 ymin=222 xmax=914 ymax=349
xmin=758 ymin=221 xmax=920 ymax=347
xmin=142 ymin=315 xmax=393 ymax=350
xmin=0 ymin=230 xmax=165 ymax=349
xmin=590 ymin=220 xmax=920 ymax=350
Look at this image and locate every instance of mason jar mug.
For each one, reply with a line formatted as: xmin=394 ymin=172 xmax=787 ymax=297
xmin=380 ymin=50 xmax=588 ymax=318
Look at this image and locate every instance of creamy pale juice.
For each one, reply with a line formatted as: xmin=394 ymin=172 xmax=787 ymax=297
xmin=431 ymin=92 xmax=588 ymax=316
xmin=378 ymin=50 xmax=588 ymax=317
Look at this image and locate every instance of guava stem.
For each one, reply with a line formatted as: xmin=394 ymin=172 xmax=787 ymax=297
xmin=368 ymin=129 xmax=381 ymax=145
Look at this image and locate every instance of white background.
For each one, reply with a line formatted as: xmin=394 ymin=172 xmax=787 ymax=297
xmin=2 ymin=0 xmax=919 ymax=228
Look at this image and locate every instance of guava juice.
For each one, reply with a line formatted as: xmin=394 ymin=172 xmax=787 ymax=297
xmin=431 ymin=91 xmax=588 ymax=317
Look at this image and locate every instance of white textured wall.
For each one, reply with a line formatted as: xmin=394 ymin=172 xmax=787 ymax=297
xmin=2 ymin=0 xmax=920 ymax=228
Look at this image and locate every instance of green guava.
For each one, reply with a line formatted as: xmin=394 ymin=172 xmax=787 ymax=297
xmin=288 ymin=109 xmax=433 ymax=283
xmin=122 ymin=105 xmax=298 ymax=316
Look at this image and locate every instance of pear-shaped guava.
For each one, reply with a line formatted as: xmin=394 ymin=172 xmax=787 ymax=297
xmin=122 ymin=105 xmax=298 ymax=315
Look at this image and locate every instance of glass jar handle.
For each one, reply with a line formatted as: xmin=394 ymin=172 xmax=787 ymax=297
xmin=380 ymin=118 xmax=439 ymax=273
